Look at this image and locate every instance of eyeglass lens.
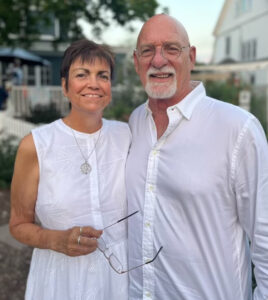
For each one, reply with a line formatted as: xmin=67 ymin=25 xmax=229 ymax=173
xmin=98 ymin=210 xmax=163 ymax=274
xmin=99 ymin=234 xmax=163 ymax=274
xmin=98 ymin=237 xmax=124 ymax=273
xmin=138 ymin=43 xmax=189 ymax=60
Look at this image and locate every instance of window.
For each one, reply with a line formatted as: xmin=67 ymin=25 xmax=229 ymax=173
xmin=250 ymin=74 xmax=255 ymax=85
xmin=236 ymin=0 xmax=252 ymax=16
xmin=30 ymin=11 xmax=60 ymax=39
xmin=225 ymin=36 xmax=231 ymax=56
xmin=252 ymin=40 xmax=257 ymax=59
xmin=241 ymin=39 xmax=257 ymax=61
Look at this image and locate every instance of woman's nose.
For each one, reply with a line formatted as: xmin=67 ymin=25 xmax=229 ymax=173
xmin=86 ymin=76 xmax=99 ymax=89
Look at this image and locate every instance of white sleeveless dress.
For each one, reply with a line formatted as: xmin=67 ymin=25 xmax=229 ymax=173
xmin=25 ymin=119 xmax=131 ymax=300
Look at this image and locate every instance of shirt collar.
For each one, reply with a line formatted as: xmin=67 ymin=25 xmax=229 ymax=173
xmin=145 ymin=81 xmax=206 ymax=120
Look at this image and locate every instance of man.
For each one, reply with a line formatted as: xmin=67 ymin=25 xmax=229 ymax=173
xmin=126 ymin=14 xmax=268 ymax=300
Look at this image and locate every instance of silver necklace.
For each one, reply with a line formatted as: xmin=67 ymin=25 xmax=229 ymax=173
xmin=70 ymin=126 xmax=102 ymax=174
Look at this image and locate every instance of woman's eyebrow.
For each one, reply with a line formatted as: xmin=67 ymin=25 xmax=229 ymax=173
xmin=71 ymin=68 xmax=89 ymax=73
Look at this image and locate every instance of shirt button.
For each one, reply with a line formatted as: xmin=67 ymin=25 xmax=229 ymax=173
xmin=145 ymin=257 xmax=152 ymax=263
xmin=152 ymin=150 xmax=158 ymax=156
xmin=149 ymin=185 xmax=154 ymax=191
xmin=145 ymin=222 xmax=151 ymax=227
xmin=145 ymin=292 xmax=151 ymax=298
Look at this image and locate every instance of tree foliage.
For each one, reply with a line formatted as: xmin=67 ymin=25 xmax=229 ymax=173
xmin=0 ymin=0 xmax=159 ymax=49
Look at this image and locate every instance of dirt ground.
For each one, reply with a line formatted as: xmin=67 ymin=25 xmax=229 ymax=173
xmin=0 ymin=189 xmax=32 ymax=300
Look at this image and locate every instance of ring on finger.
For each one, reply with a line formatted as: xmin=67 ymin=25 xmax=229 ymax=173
xmin=77 ymin=235 xmax=81 ymax=245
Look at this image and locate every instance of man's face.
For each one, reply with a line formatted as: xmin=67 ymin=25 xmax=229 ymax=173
xmin=134 ymin=15 xmax=196 ymax=103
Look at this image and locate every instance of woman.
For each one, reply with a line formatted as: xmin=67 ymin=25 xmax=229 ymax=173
xmin=9 ymin=39 xmax=130 ymax=300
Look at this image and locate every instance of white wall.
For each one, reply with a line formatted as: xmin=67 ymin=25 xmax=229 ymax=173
xmin=212 ymin=0 xmax=268 ymax=63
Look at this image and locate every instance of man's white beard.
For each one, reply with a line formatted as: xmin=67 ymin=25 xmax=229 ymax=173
xmin=145 ymin=66 xmax=177 ymax=99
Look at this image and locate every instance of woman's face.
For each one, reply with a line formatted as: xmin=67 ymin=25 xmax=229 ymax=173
xmin=62 ymin=57 xmax=112 ymax=115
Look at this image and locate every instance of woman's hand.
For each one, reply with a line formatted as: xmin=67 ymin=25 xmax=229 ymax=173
xmin=56 ymin=226 xmax=102 ymax=257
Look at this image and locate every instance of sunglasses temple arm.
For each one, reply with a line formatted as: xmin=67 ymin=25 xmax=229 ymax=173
xmin=148 ymin=246 xmax=163 ymax=263
xmin=117 ymin=210 xmax=139 ymax=223
xmin=102 ymin=210 xmax=139 ymax=230
xmin=121 ymin=246 xmax=163 ymax=274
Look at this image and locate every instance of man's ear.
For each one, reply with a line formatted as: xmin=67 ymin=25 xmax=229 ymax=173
xmin=189 ymin=46 xmax=196 ymax=71
xmin=133 ymin=50 xmax=139 ymax=74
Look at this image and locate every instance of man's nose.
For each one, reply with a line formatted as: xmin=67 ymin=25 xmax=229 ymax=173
xmin=151 ymin=47 xmax=168 ymax=69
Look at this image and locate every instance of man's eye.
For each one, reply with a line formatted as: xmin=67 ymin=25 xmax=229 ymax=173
xmin=140 ymin=48 xmax=154 ymax=57
xmin=165 ymin=45 xmax=181 ymax=54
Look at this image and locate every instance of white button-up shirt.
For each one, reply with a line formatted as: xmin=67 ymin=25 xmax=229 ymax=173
xmin=126 ymin=82 xmax=268 ymax=300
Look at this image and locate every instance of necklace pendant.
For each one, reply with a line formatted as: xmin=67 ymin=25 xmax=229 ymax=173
xmin=80 ymin=162 xmax=91 ymax=174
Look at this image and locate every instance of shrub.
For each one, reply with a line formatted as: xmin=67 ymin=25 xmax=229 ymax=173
xmin=205 ymin=81 xmax=267 ymax=138
xmin=25 ymin=103 xmax=63 ymax=124
xmin=205 ymin=80 xmax=240 ymax=106
xmin=0 ymin=136 xmax=18 ymax=188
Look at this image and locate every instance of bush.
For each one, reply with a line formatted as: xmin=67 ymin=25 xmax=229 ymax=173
xmin=0 ymin=136 xmax=18 ymax=188
xmin=25 ymin=103 xmax=63 ymax=124
xmin=205 ymin=80 xmax=240 ymax=106
xmin=103 ymin=85 xmax=146 ymax=121
xmin=205 ymin=80 xmax=267 ymax=138
xmin=250 ymin=93 xmax=267 ymax=137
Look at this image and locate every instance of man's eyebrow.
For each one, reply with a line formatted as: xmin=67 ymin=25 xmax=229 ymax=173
xmin=139 ymin=41 xmax=182 ymax=47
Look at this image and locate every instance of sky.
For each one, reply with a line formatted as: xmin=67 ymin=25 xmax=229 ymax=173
xmin=79 ymin=0 xmax=225 ymax=63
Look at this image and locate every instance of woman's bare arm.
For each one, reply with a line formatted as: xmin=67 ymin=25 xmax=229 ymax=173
xmin=9 ymin=133 xmax=101 ymax=256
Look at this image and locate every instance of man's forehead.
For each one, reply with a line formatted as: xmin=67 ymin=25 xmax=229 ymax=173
xmin=137 ymin=32 xmax=185 ymax=48
xmin=137 ymin=15 xmax=188 ymax=47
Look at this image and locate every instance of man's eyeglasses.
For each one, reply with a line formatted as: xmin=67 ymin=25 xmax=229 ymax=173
xmin=98 ymin=210 xmax=163 ymax=274
xmin=135 ymin=43 xmax=190 ymax=61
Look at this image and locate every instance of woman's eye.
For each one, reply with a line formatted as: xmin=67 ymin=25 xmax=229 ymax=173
xmin=76 ymin=73 xmax=86 ymax=78
xmin=100 ymin=74 xmax=110 ymax=81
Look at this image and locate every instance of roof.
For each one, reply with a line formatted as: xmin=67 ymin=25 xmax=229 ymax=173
xmin=213 ymin=0 xmax=232 ymax=36
xmin=194 ymin=59 xmax=268 ymax=72
xmin=0 ymin=48 xmax=51 ymax=66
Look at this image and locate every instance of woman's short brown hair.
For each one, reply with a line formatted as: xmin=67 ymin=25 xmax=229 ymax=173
xmin=60 ymin=39 xmax=115 ymax=91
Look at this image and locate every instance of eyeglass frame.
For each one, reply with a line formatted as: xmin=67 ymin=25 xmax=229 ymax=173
xmin=98 ymin=210 xmax=163 ymax=274
xmin=134 ymin=42 xmax=191 ymax=61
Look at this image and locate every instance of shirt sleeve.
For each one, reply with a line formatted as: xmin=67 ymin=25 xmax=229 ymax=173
xmin=233 ymin=116 xmax=268 ymax=300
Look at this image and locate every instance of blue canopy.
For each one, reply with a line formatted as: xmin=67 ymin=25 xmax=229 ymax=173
xmin=0 ymin=48 xmax=50 ymax=66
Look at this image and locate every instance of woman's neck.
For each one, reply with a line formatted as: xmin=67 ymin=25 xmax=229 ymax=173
xmin=62 ymin=111 xmax=103 ymax=133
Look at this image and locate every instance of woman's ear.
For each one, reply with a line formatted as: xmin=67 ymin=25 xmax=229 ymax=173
xmin=61 ymin=78 xmax=67 ymax=97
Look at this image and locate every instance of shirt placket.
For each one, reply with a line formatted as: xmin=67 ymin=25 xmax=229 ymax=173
xmin=142 ymin=108 xmax=183 ymax=300
xmin=86 ymin=137 xmax=103 ymax=229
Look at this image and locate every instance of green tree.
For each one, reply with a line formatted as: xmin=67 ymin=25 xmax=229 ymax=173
xmin=0 ymin=0 xmax=159 ymax=49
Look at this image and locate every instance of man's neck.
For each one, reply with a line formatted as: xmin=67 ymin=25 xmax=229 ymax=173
xmin=148 ymin=81 xmax=196 ymax=138
xmin=148 ymin=99 xmax=170 ymax=139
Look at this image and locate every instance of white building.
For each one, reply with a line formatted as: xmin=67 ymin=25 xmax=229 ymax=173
xmin=211 ymin=0 xmax=268 ymax=87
